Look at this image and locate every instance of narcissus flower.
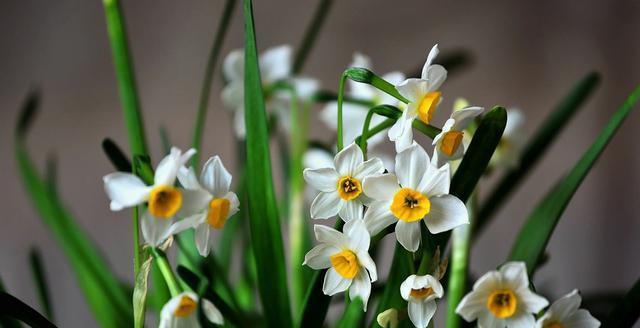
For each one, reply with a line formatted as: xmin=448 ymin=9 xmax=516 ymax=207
xmin=303 ymin=219 xmax=377 ymax=310
xmin=377 ymin=308 xmax=399 ymax=328
xmin=222 ymin=45 xmax=319 ymax=138
xmin=400 ymin=274 xmax=444 ymax=328
xmin=362 ymin=143 xmax=468 ymax=251
xmin=320 ymin=53 xmax=405 ymax=147
xmin=535 ymin=290 xmax=600 ymax=328
xmin=490 ymin=108 xmax=526 ymax=169
xmin=304 ymin=143 xmax=384 ymax=221
xmin=456 ymin=261 xmax=548 ymax=328
xmin=432 ymin=106 xmax=484 ymax=167
xmin=103 ymin=147 xmax=196 ymax=247
xmin=170 ymin=156 xmax=239 ymax=257
xmin=159 ymin=292 xmax=223 ymax=328
xmin=389 ymin=44 xmax=447 ymax=152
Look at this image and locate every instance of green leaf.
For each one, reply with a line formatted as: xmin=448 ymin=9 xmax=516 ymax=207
xmin=336 ymin=298 xmax=364 ymax=328
xmin=102 ymin=138 xmax=132 ymax=172
xmin=191 ymin=0 xmax=237 ymax=168
xmin=371 ymin=243 xmax=413 ymax=328
xmin=28 ymin=248 xmax=54 ymax=321
xmin=242 ymin=0 xmax=293 ymax=326
xmin=508 ymin=85 xmax=640 ymax=275
xmin=0 ymin=292 xmax=57 ymax=328
xmin=474 ymin=72 xmax=600 ymax=236
xmin=292 ymin=0 xmax=334 ymax=74
xmin=101 ymin=0 xmax=148 ymax=157
xmin=602 ymin=278 xmax=640 ymax=327
xmin=15 ymin=91 xmax=132 ymax=327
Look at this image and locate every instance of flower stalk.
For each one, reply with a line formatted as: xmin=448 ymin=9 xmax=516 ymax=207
xmin=150 ymin=248 xmax=181 ymax=297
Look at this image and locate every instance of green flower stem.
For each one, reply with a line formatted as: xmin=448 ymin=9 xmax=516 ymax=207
xmin=131 ymin=164 xmax=141 ymax=278
xmin=344 ymin=67 xmax=409 ymax=104
xmin=446 ymin=191 xmax=476 ymax=328
xmin=292 ymin=0 xmax=334 ymax=74
xmin=191 ymin=0 xmax=237 ymax=168
xmin=337 ymin=72 xmax=348 ymax=151
xmin=150 ymin=248 xmax=181 ymax=297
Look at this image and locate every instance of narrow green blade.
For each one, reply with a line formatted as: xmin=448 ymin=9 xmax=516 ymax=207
xmin=292 ymin=0 xmax=334 ymax=74
xmin=242 ymin=0 xmax=293 ymax=326
xmin=508 ymin=85 xmax=640 ymax=275
xmin=0 ymin=292 xmax=57 ymax=328
xmin=602 ymin=277 xmax=640 ymax=327
xmin=28 ymin=248 xmax=54 ymax=321
xmin=336 ymin=298 xmax=364 ymax=328
xmin=474 ymin=72 xmax=600 ymax=236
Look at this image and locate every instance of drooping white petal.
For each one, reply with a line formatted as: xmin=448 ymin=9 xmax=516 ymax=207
xmin=168 ymin=213 xmax=206 ymax=236
xmin=451 ymin=106 xmax=484 ymax=131
xmin=421 ymin=44 xmax=440 ymax=79
xmin=323 ymin=268 xmax=351 ymax=296
xmin=517 ymin=288 xmax=549 ymax=313
xmin=546 ymin=289 xmax=582 ymax=322
xmin=344 ymin=218 xmax=370 ymax=252
xmin=349 ymin=269 xmax=372 ymax=310
xmin=310 ymin=191 xmax=343 ymax=220
xmin=432 ymin=119 xmax=455 ymax=146
xmin=314 ymin=224 xmax=347 ymax=247
xmin=400 ymin=275 xmax=417 ymax=300
xmin=505 ymin=312 xmax=535 ymax=328
xmin=195 ymin=223 xmax=211 ymax=257
xmin=363 ymin=173 xmax=399 ymax=201
xmin=155 ymin=148 xmax=189 ymax=186
xmin=363 ymin=200 xmax=396 ymax=235
xmin=418 ymin=163 xmax=450 ymax=196
xmin=396 ymin=143 xmax=429 ymax=189
xmin=357 ymin=251 xmax=377 ymax=282
xmin=424 ymin=195 xmax=468 ymax=234
xmin=388 ymin=108 xmax=415 ymax=152
xmin=103 ymin=173 xmax=151 ymax=211
xmin=339 ymin=200 xmax=363 ymax=222
xmin=303 ymin=167 xmax=339 ymax=192
xmin=202 ymin=299 xmax=224 ymax=325
xmin=224 ymin=191 xmax=240 ymax=218
xmin=303 ymin=244 xmax=340 ymax=270
xmin=562 ymin=309 xmax=601 ymax=328
xmin=408 ymin=300 xmax=437 ymax=328
xmin=177 ymin=188 xmax=212 ymax=217
xmin=395 ymin=220 xmax=421 ymax=252
xmin=141 ymin=211 xmax=173 ymax=247
xmin=334 ymin=143 xmax=364 ymax=176
xmin=260 ymin=45 xmax=292 ymax=83
xmin=223 ymin=49 xmax=244 ymax=82
xmin=200 ymin=156 xmax=232 ymax=197
xmin=353 ymin=157 xmax=384 ymax=181
xmin=393 ymin=118 xmax=415 ymax=153
xmin=500 ymin=261 xmax=529 ymax=290
xmin=396 ymin=78 xmax=428 ymax=103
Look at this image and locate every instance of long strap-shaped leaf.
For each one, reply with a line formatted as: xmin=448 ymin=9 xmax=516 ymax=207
xmin=508 ymin=85 xmax=640 ymax=275
xmin=242 ymin=0 xmax=293 ymax=326
xmin=28 ymin=248 xmax=53 ymax=321
xmin=0 ymin=292 xmax=57 ymax=328
xmin=602 ymin=277 xmax=640 ymax=327
xmin=474 ymin=72 xmax=600 ymax=236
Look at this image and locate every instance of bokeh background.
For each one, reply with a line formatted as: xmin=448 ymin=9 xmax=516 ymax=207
xmin=1 ymin=0 xmax=639 ymax=326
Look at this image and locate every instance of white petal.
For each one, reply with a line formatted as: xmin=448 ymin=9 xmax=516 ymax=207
xmin=518 ymin=288 xmax=549 ymax=313
xmin=222 ymin=81 xmax=244 ymax=108
xmin=225 ymin=191 xmax=240 ymax=218
xmin=357 ymin=251 xmax=377 ymax=282
xmin=177 ymin=166 xmax=201 ymax=190
xmin=310 ymin=192 xmax=343 ymax=220
xmin=233 ymin=107 xmax=246 ymax=138
xmin=388 ymin=109 xmax=416 ymax=153
xmin=395 ymin=220 xmax=421 ymax=252
xmin=505 ymin=313 xmax=535 ymax=328
xmin=202 ymin=299 xmax=224 ymax=325
xmin=303 ymin=167 xmax=339 ymax=192
xmin=353 ymin=157 xmax=385 ymax=181
xmin=303 ymin=148 xmax=335 ymax=170
xmin=396 ymin=143 xmax=430 ymax=189
xmin=141 ymin=211 xmax=173 ymax=247
xmin=303 ymin=244 xmax=340 ymax=270
xmin=452 ymin=106 xmax=484 ymax=131
xmin=393 ymin=120 xmax=415 ymax=153
xmin=320 ymin=102 xmax=369 ymax=145
xmin=195 ymin=223 xmax=211 ymax=257
xmin=408 ymin=300 xmax=437 ymax=328
xmin=155 ymin=148 xmax=183 ymax=186
xmin=339 ymin=200 xmax=363 ymax=221
xmin=456 ymin=288 xmax=489 ymax=322
xmin=344 ymin=218 xmax=370 ymax=252
xmin=424 ymin=195 xmax=469 ymax=234
xmin=200 ymin=156 xmax=232 ymax=197
xmin=499 ymin=262 xmax=529 ymax=290
xmin=168 ymin=213 xmax=206 ymax=236
xmin=103 ymin=173 xmax=151 ymax=210
xmin=418 ymin=162 xmax=450 ymax=196
xmin=400 ymin=275 xmax=417 ymax=300
xmin=548 ymin=289 xmax=582 ymax=322
xmin=177 ymin=188 xmax=212 ymax=217
xmin=396 ymin=78 xmax=428 ymax=103
xmin=363 ymin=200 xmax=396 ymax=235
xmin=420 ymin=44 xmax=439 ymax=79
xmin=563 ymin=309 xmax=600 ymax=328
xmin=477 ymin=311 xmax=504 ymax=328
xmin=314 ymin=224 xmax=347 ymax=247
xmin=334 ymin=143 xmax=364 ymax=176
xmin=260 ymin=45 xmax=292 ymax=83
xmin=223 ymin=49 xmax=244 ymax=82
xmin=349 ymin=269 xmax=372 ymax=310
xmin=290 ymin=77 xmax=319 ymax=99
xmin=323 ymin=268 xmax=351 ymax=296
xmin=363 ymin=173 xmax=399 ymax=201
xmin=424 ymin=65 xmax=447 ymax=91
xmin=432 ymin=119 xmax=455 ymax=146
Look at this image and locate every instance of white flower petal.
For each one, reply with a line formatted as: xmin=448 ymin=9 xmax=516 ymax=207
xmin=477 ymin=311 xmax=504 ymax=328
xmin=177 ymin=188 xmax=212 ymax=217
xmin=451 ymin=106 xmax=484 ymax=131
xmin=363 ymin=173 xmax=399 ymax=201
xmin=500 ymin=261 xmax=529 ymax=290
xmin=141 ymin=211 xmax=173 ymax=247
xmin=202 ymin=299 xmax=224 ymax=325
xmin=314 ymin=224 xmax=347 ymax=247
xmin=195 ymin=223 xmax=211 ymax=257
xmin=222 ymin=81 xmax=244 ymax=108
xmin=223 ymin=49 xmax=244 ymax=82
xmin=260 ymin=45 xmax=292 ymax=83
xmin=393 ymin=121 xmax=415 ymax=153
xmin=408 ymin=300 xmax=437 ymax=328
xmin=233 ymin=107 xmax=246 ymax=138
xmin=563 ymin=309 xmax=600 ymax=328
xmin=505 ymin=313 xmax=535 ymax=328
xmin=349 ymin=269 xmax=372 ymax=310
xmin=396 ymin=143 xmax=430 ymax=189
xmin=344 ymin=218 xmax=370 ymax=252
xmin=177 ymin=166 xmax=201 ymax=190
xmin=424 ymin=195 xmax=468 ymax=234
xmin=424 ymin=65 xmax=447 ymax=91
xmin=357 ymin=251 xmax=377 ymax=282
xmin=396 ymin=78 xmax=428 ymax=103
xmin=303 ymin=148 xmax=335 ymax=170
xmin=201 ymin=156 xmax=232 ymax=197
xmin=303 ymin=244 xmax=340 ymax=270
xmin=303 ymin=167 xmax=339 ymax=192
xmin=168 ymin=213 xmax=206 ymax=236
xmin=518 ymin=288 xmax=549 ymax=313
xmin=548 ymin=289 xmax=582 ymax=322
xmin=103 ymin=172 xmax=151 ymax=211
xmin=339 ymin=200 xmax=363 ymax=221
xmin=456 ymin=288 xmax=490 ymax=322
xmin=353 ymin=157 xmax=385 ymax=181
xmin=421 ymin=44 xmax=440 ymax=79
xmin=290 ymin=77 xmax=319 ymax=99
xmin=320 ymin=102 xmax=370 ymax=146
xmin=418 ymin=162 xmax=450 ymax=196
xmin=363 ymin=200 xmax=396 ymax=235
xmin=225 ymin=191 xmax=240 ymax=218
xmin=310 ymin=192 xmax=342 ymax=220
xmin=395 ymin=220 xmax=421 ymax=252
xmin=334 ymin=143 xmax=364 ymax=176
xmin=155 ymin=148 xmax=188 ymax=186
xmin=400 ymin=275 xmax=417 ymax=300
xmin=323 ymin=268 xmax=351 ymax=296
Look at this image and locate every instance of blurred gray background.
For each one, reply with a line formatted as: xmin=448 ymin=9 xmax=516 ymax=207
xmin=1 ymin=0 xmax=639 ymax=326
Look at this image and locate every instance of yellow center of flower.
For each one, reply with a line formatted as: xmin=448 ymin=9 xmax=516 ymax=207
xmin=410 ymin=287 xmax=435 ymax=299
xmin=390 ymin=188 xmax=430 ymax=222
xmin=487 ymin=289 xmax=517 ymax=319
xmin=545 ymin=323 xmax=564 ymax=328
xmin=440 ymin=131 xmax=464 ymax=156
xmin=207 ymin=198 xmax=230 ymax=229
xmin=336 ymin=176 xmax=362 ymax=201
xmin=173 ymin=295 xmax=197 ymax=317
xmin=148 ymin=185 xmax=182 ymax=219
xmin=417 ymin=91 xmax=441 ymax=124
xmin=330 ymin=250 xmax=359 ymax=279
